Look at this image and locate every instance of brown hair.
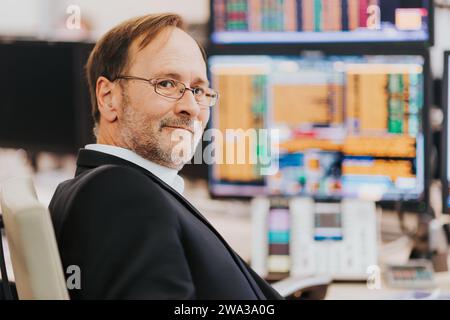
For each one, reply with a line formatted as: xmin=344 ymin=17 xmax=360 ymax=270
xmin=85 ymin=13 xmax=206 ymax=129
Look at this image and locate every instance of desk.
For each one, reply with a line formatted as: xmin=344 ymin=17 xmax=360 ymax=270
xmin=326 ymin=272 xmax=450 ymax=299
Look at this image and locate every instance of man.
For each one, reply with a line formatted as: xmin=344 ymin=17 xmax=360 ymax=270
xmin=49 ymin=13 xmax=282 ymax=300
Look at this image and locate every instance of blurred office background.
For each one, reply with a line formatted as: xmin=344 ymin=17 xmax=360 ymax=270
xmin=1 ymin=0 xmax=450 ymax=299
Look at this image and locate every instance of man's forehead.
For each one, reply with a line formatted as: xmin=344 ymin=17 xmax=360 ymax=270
xmin=129 ymin=29 xmax=207 ymax=81
xmin=132 ymin=29 xmax=203 ymax=61
xmin=152 ymin=69 xmax=209 ymax=86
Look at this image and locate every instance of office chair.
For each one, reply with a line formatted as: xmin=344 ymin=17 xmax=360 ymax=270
xmin=0 ymin=177 xmax=69 ymax=300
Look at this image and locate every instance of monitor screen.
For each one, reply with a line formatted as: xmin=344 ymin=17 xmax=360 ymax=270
xmin=0 ymin=41 xmax=94 ymax=153
xmin=208 ymin=55 xmax=426 ymax=201
xmin=211 ymin=0 xmax=431 ymax=45
xmin=444 ymin=52 xmax=450 ymax=212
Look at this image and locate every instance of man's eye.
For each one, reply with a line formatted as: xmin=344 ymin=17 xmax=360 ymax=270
xmin=158 ymin=80 xmax=176 ymax=88
xmin=193 ymin=87 xmax=205 ymax=96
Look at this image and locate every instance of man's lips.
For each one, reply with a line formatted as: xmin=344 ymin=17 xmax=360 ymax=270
xmin=162 ymin=125 xmax=194 ymax=134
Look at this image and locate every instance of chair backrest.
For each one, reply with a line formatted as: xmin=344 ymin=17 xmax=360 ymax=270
xmin=0 ymin=177 xmax=69 ymax=300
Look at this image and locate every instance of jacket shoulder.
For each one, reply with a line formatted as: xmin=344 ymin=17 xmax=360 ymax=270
xmin=49 ymin=164 xmax=176 ymax=236
xmin=56 ymin=164 xmax=161 ymax=200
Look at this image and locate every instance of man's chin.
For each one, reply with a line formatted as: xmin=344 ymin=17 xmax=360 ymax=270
xmin=152 ymin=145 xmax=193 ymax=170
xmin=169 ymin=153 xmax=194 ymax=170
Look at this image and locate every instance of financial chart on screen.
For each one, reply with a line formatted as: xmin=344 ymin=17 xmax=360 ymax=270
xmin=211 ymin=0 xmax=431 ymax=45
xmin=209 ymin=55 xmax=425 ymax=201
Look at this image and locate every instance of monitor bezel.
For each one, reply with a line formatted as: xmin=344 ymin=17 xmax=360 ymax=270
xmin=206 ymin=49 xmax=431 ymax=213
xmin=441 ymin=51 xmax=450 ymax=214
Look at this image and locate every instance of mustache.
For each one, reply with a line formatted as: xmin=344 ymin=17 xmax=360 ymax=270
xmin=160 ymin=118 xmax=196 ymax=132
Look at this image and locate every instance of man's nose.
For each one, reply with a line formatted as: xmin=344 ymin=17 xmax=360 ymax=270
xmin=174 ymin=89 xmax=201 ymax=118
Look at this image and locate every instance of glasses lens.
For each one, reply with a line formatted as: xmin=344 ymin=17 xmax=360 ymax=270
xmin=195 ymin=89 xmax=218 ymax=107
xmin=206 ymin=91 xmax=219 ymax=107
xmin=192 ymin=87 xmax=205 ymax=98
xmin=155 ymin=79 xmax=183 ymax=98
xmin=154 ymin=78 xmax=218 ymax=107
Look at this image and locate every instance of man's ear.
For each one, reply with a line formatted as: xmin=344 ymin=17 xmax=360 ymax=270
xmin=96 ymin=76 xmax=120 ymax=123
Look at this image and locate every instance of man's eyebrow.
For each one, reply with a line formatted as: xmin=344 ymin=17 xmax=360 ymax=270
xmin=153 ymin=72 xmax=209 ymax=86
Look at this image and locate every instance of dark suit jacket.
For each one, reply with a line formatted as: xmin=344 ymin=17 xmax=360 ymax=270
xmin=49 ymin=149 xmax=282 ymax=300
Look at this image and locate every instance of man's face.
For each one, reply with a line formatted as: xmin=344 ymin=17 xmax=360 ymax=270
xmin=116 ymin=27 xmax=210 ymax=170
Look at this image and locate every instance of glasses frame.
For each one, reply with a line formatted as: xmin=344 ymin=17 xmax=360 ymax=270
xmin=114 ymin=75 xmax=219 ymax=107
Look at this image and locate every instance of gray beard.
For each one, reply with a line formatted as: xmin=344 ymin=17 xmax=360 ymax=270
xmin=118 ymin=107 xmax=198 ymax=170
xmin=117 ymin=86 xmax=201 ymax=170
xmin=119 ymin=111 xmax=182 ymax=170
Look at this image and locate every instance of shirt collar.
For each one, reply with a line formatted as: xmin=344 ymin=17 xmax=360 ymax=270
xmin=85 ymin=144 xmax=184 ymax=194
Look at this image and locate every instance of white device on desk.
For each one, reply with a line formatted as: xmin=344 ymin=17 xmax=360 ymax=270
xmin=251 ymin=197 xmax=378 ymax=280
xmin=386 ymin=259 xmax=436 ymax=289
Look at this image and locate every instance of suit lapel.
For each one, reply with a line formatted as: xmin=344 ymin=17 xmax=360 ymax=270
xmin=75 ymin=149 xmax=266 ymax=299
xmin=154 ymin=179 xmax=266 ymax=300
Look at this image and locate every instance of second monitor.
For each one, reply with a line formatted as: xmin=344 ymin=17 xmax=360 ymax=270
xmin=210 ymin=0 xmax=432 ymax=45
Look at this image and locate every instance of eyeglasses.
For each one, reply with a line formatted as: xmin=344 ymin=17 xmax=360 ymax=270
xmin=114 ymin=75 xmax=219 ymax=108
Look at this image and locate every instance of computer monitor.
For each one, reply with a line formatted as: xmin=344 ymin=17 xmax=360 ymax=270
xmin=0 ymin=41 xmax=94 ymax=154
xmin=209 ymin=54 xmax=427 ymax=202
xmin=210 ymin=0 xmax=432 ymax=46
xmin=442 ymin=51 xmax=450 ymax=214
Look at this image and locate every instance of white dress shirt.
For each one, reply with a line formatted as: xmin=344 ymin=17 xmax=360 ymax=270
xmin=85 ymin=144 xmax=185 ymax=194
